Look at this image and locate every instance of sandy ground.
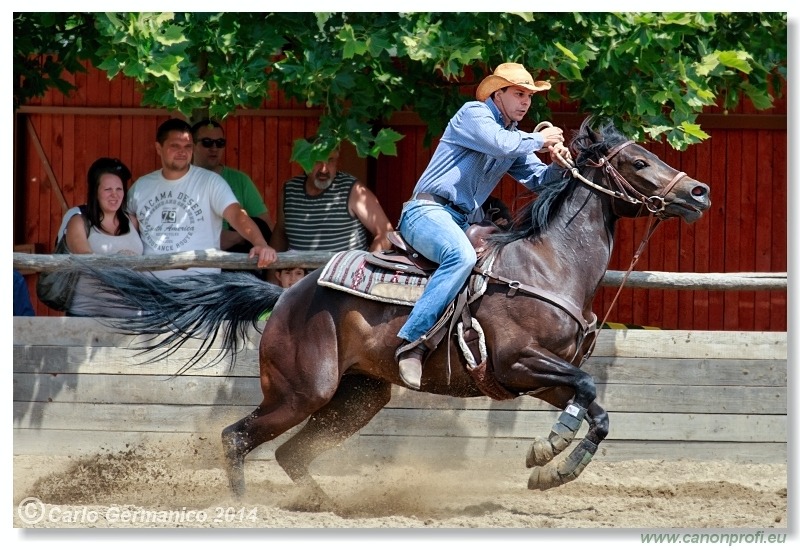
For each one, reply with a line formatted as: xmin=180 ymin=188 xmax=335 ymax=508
xmin=12 ymin=440 xmax=788 ymax=531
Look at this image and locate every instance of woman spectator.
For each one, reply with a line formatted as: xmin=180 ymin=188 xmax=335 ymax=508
xmin=65 ymin=157 xmax=144 ymax=317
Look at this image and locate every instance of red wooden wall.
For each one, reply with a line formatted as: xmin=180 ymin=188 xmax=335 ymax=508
xmin=14 ymin=64 xmax=787 ymax=330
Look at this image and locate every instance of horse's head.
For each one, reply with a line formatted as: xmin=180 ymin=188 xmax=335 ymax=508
xmin=573 ymin=120 xmax=711 ymax=223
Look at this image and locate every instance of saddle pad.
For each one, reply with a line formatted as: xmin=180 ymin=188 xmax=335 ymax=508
xmin=318 ymin=250 xmax=428 ymax=306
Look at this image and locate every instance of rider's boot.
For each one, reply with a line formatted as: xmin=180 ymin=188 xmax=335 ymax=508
xmin=395 ymin=341 xmax=428 ymax=390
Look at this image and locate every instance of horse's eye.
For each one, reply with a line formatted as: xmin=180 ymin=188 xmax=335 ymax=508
xmin=633 ymin=160 xmax=648 ymax=170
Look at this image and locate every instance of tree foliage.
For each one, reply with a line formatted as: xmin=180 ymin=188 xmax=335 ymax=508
xmin=14 ymin=12 xmax=787 ymax=170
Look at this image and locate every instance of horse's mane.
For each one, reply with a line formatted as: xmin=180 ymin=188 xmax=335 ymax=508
xmin=490 ymin=118 xmax=632 ymax=247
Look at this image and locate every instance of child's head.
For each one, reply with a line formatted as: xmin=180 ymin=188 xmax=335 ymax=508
xmin=275 ymin=267 xmax=307 ymax=289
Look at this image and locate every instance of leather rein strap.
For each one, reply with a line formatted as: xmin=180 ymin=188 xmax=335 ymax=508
xmin=559 ymin=139 xmax=687 ymax=219
xmin=472 ymin=265 xmax=592 ymax=335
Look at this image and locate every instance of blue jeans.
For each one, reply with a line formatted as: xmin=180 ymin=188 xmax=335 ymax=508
xmin=397 ymin=199 xmax=477 ymax=343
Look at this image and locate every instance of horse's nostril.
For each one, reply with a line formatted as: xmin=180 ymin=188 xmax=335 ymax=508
xmin=691 ymin=186 xmax=707 ymax=197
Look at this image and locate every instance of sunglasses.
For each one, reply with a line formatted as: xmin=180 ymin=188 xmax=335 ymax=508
xmin=198 ymin=138 xmax=226 ymax=148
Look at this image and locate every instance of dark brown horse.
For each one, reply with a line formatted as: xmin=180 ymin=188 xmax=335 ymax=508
xmin=90 ymin=119 xmax=710 ymax=500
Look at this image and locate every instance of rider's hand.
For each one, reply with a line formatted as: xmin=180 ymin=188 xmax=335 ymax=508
xmin=548 ymin=143 xmax=572 ymax=168
xmin=539 ymin=126 xmax=565 ymax=149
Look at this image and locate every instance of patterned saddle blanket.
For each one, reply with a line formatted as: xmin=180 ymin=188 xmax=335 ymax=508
xmin=317 ymin=250 xmax=430 ymax=306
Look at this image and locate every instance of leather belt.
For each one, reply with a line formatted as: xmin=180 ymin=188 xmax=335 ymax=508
xmin=413 ymin=192 xmax=469 ymax=216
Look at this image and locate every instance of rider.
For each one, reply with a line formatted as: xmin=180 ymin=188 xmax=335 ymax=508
xmin=395 ymin=62 xmax=571 ymax=390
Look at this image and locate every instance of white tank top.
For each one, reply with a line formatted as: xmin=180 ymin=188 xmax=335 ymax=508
xmin=86 ymin=225 xmax=144 ymax=256
xmin=69 ymin=224 xmax=144 ymax=317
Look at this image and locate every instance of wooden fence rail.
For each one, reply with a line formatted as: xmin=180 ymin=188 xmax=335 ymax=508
xmin=13 ymin=251 xmax=788 ymax=291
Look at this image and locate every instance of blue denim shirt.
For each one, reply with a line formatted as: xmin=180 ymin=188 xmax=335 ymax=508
xmin=411 ymin=97 xmax=550 ymax=216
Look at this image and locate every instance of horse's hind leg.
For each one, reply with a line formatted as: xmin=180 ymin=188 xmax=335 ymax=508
xmin=274 ymin=374 xmax=392 ymax=502
xmin=528 ymin=400 xmax=609 ymax=490
xmin=222 ymin=408 xmax=267 ymax=498
xmin=221 ymin=385 xmax=337 ymax=497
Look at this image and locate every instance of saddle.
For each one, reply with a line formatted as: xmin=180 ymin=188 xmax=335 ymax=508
xmin=367 ymin=222 xmax=501 ymax=276
xmin=372 ymin=221 xmax=517 ymax=400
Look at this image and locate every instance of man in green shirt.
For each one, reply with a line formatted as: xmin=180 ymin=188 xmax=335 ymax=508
xmin=191 ymin=119 xmax=274 ymax=252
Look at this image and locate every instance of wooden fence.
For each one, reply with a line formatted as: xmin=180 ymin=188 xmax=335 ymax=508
xmin=11 ymin=250 xmax=789 ymax=291
xmin=13 ymin=317 xmax=787 ymax=464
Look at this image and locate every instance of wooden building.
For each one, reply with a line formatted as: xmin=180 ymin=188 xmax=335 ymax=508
xmin=14 ymin=63 xmax=787 ymax=330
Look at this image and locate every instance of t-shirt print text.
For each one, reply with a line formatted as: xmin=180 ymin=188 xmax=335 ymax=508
xmin=139 ymin=191 xmax=205 ymax=252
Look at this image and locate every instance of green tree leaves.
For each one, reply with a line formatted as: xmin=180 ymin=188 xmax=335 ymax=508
xmin=14 ymin=12 xmax=786 ymax=170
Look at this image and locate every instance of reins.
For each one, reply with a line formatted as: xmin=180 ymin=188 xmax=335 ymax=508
xmin=534 ymin=122 xmax=688 ymax=363
xmin=538 ymin=121 xmax=686 ymax=219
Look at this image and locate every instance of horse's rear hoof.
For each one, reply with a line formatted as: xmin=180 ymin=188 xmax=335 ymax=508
xmin=525 ymin=437 xmax=555 ymax=468
xmin=283 ymin=479 xmax=333 ymax=512
xmin=222 ymin=430 xmax=246 ymax=498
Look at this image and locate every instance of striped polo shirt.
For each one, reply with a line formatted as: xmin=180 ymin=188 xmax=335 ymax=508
xmin=282 ymin=171 xmax=370 ymax=251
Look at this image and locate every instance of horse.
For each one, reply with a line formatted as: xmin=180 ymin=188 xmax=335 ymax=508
xmin=87 ymin=118 xmax=711 ymax=501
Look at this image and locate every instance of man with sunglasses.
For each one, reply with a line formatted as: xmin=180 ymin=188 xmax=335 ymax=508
xmin=191 ymin=119 xmax=274 ymax=253
xmin=128 ymin=118 xmax=277 ymax=278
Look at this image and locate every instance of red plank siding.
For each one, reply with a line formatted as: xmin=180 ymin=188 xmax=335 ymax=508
xmin=14 ymin=63 xmax=787 ymax=329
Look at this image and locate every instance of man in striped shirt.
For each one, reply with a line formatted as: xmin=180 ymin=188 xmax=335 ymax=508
xmin=270 ymin=146 xmax=393 ymax=253
xmin=395 ymin=62 xmax=570 ymax=390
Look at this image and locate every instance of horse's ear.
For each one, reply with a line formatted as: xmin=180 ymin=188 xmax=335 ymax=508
xmin=580 ymin=115 xmax=599 ymax=144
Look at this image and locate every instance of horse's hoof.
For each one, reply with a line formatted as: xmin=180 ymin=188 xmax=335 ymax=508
xmin=525 ymin=437 xmax=555 ymax=468
xmin=528 ymin=464 xmax=562 ymax=491
xmin=222 ymin=430 xmax=246 ymax=497
xmin=283 ymin=480 xmax=333 ymax=512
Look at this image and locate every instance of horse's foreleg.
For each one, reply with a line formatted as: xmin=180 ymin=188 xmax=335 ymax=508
xmin=528 ymin=400 xmax=609 ymax=490
xmin=500 ymin=350 xmax=596 ymax=469
xmin=525 ymin=402 xmax=587 ymax=468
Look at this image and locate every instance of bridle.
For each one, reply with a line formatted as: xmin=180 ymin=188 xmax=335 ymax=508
xmin=554 ymin=140 xmax=687 ymax=220
xmin=537 ymin=123 xmax=690 ymax=364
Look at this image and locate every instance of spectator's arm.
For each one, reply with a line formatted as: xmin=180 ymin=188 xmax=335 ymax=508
xmin=268 ymin=186 xmax=289 ymax=253
xmin=256 ymin=211 xmax=275 ymax=232
xmin=220 ymin=228 xmax=246 ymax=250
xmin=221 ymin=209 xmax=274 ymax=250
xmin=64 ymin=215 xmax=93 ymax=254
xmin=129 ymin=213 xmax=140 ymax=233
xmin=349 ymin=180 xmax=394 ymax=252
xmin=223 ymin=203 xmax=276 ymax=268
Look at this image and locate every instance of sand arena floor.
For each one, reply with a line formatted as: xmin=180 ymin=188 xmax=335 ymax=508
xmin=12 ymin=438 xmax=787 ymax=530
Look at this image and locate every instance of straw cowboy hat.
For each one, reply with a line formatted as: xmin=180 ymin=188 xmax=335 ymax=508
xmin=475 ymin=63 xmax=551 ymax=102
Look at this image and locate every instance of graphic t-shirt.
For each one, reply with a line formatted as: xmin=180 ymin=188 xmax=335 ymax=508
xmin=128 ymin=165 xmax=238 ymax=277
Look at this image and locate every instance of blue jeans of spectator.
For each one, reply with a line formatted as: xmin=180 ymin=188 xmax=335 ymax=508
xmin=396 ymin=199 xmax=476 ymax=343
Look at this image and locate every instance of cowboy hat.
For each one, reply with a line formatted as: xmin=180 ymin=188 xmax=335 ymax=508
xmin=475 ymin=63 xmax=551 ymax=102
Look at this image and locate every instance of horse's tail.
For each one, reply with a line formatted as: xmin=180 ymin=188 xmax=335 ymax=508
xmin=79 ymin=266 xmax=283 ymax=374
